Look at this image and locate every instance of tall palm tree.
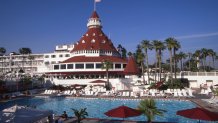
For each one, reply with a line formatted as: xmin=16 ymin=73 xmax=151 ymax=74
xmin=71 ymin=108 xmax=88 ymax=123
xmin=193 ymin=50 xmax=201 ymax=71
xmin=141 ymin=40 xmax=152 ymax=84
xmin=200 ymin=48 xmax=208 ymax=71
xmin=165 ymin=37 xmax=179 ymax=81
xmin=19 ymin=48 xmax=32 ymax=71
xmin=207 ymin=49 xmax=216 ymax=70
xmin=135 ymin=45 xmax=146 ymax=84
xmin=0 ymin=47 xmax=6 ymax=73
xmin=173 ymin=41 xmax=180 ymax=79
xmin=187 ymin=52 xmax=192 ymax=71
xmin=178 ymin=52 xmax=187 ymax=71
xmin=101 ymin=59 xmax=113 ymax=90
xmin=138 ymin=99 xmax=166 ymax=123
xmin=152 ymin=40 xmax=165 ymax=82
xmin=127 ymin=52 xmax=133 ymax=57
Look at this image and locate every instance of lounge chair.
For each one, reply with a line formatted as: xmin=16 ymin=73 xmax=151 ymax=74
xmin=187 ymin=89 xmax=194 ymax=97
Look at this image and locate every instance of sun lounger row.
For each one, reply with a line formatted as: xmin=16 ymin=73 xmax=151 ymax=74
xmin=43 ymin=90 xmax=58 ymax=95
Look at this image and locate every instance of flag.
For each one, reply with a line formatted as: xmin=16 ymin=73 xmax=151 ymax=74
xmin=95 ymin=0 xmax=101 ymax=2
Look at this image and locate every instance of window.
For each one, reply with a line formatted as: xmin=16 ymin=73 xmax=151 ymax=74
xmin=59 ymin=54 xmax=63 ymax=58
xmin=115 ymin=64 xmax=121 ymax=69
xmin=51 ymin=61 xmax=56 ymax=64
xmin=86 ymin=64 xmax=94 ymax=69
xmin=82 ymin=40 xmax=85 ymax=43
xmin=75 ymin=64 xmax=84 ymax=69
xmin=54 ymin=65 xmax=59 ymax=70
xmin=93 ymin=33 xmax=95 ymax=36
xmin=91 ymin=39 xmax=95 ymax=43
xmin=86 ymin=34 xmax=88 ymax=36
xmin=51 ymin=55 xmax=56 ymax=58
xmin=44 ymin=55 xmax=49 ymax=58
xmin=96 ymin=63 xmax=102 ymax=68
xmin=102 ymin=40 xmax=106 ymax=43
xmin=123 ymin=64 xmax=127 ymax=68
xmin=58 ymin=45 xmax=63 ymax=48
xmin=60 ymin=64 xmax=66 ymax=69
xmin=44 ymin=61 xmax=49 ymax=65
xmin=65 ymin=54 xmax=70 ymax=57
xmin=67 ymin=64 xmax=74 ymax=69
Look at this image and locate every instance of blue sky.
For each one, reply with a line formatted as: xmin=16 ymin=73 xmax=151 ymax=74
xmin=0 ymin=0 xmax=218 ymax=63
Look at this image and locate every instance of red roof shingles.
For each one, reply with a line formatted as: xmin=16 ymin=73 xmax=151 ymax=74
xmin=124 ymin=57 xmax=139 ymax=75
xmin=71 ymin=11 xmax=119 ymax=53
xmin=71 ymin=28 xmax=118 ymax=52
xmin=90 ymin=11 xmax=99 ymax=18
xmin=61 ymin=56 xmax=127 ymax=63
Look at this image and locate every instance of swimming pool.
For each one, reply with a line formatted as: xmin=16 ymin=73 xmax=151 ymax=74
xmin=0 ymin=97 xmax=216 ymax=123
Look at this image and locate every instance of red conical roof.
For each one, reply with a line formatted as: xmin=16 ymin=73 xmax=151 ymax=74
xmin=71 ymin=11 xmax=119 ymax=53
xmin=90 ymin=11 xmax=99 ymax=18
xmin=124 ymin=56 xmax=139 ymax=75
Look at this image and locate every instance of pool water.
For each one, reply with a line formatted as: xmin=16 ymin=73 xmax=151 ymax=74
xmin=0 ymin=97 xmax=216 ymax=123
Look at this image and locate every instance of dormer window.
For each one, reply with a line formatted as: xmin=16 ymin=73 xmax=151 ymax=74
xmin=82 ymin=40 xmax=85 ymax=43
xmin=91 ymin=39 xmax=95 ymax=43
xmin=93 ymin=33 xmax=95 ymax=36
xmin=102 ymin=40 xmax=106 ymax=43
xmin=86 ymin=34 xmax=89 ymax=36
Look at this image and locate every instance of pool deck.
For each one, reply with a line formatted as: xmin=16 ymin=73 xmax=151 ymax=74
xmin=59 ymin=117 xmax=175 ymax=123
xmin=1 ymin=93 xmax=218 ymax=123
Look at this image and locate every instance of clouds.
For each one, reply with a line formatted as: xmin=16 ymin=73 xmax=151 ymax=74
xmin=175 ymin=32 xmax=218 ymax=40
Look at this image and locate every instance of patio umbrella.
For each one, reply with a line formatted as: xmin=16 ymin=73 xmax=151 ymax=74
xmin=104 ymin=105 xmax=142 ymax=119
xmin=177 ymin=107 xmax=218 ymax=122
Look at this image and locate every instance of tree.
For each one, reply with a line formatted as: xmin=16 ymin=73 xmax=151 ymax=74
xmin=187 ymin=52 xmax=192 ymax=71
xmin=138 ymin=99 xmax=166 ymax=123
xmin=207 ymin=49 xmax=216 ymax=70
xmin=200 ymin=48 xmax=208 ymax=71
xmin=71 ymin=108 xmax=88 ymax=123
xmin=19 ymin=48 xmax=32 ymax=71
xmin=117 ymin=44 xmax=127 ymax=58
xmin=141 ymin=40 xmax=152 ymax=84
xmin=101 ymin=59 xmax=113 ymax=90
xmin=127 ymin=52 xmax=133 ymax=57
xmin=165 ymin=37 xmax=175 ymax=81
xmin=152 ymin=40 xmax=165 ymax=82
xmin=135 ymin=45 xmax=146 ymax=84
xmin=0 ymin=47 xmax=6 ymax=73
xmin=193 ymin=50 xmax=201 ymax=71
xmin=177 ymin=52 xmax=187 ymax=71
xmin=172 ymin=41 xmax=180 ymax=79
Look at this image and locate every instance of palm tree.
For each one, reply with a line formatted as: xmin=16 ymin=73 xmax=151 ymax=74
xmin=101 ymin=59 xmax=113 ymax=90
xmin=172 ymin=41 xmax=180 ymax=79
xmin=207 ymin=49 xmax=216 ymax=70
xmin=127 ymin=52 xmax=133 ymax=57
xmin=152 ymin=40 xmax=165 ymax=82
xmin=200 ymin=48 xmax=208 ymax=71
xmin=135 ymin=45 xmax=146 ymax=84
xmin=165 ymin=37 xmax=175 ymax=81
xmin=71 ymin=108 xmax=88 ymax=123
xmin=141 ymin=40 xmax=152 ymax=84
xmin=193 ymin=50 xmax=201 ymax=71
xmin=138 ymin=99 xmax=166 ymax=123
xmin=19 ymin=48 xmax=32 ymax=71
xmin=178 ymin=52 xmax=187 ymax=71
xmin=187 ymin=52 xmax=192 ymax=71
xmin=0 ymin=47 xmax=6 ymax=73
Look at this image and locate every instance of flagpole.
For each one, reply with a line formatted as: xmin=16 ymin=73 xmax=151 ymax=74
xmin=94 ymin=0 xmax=96 ymax=11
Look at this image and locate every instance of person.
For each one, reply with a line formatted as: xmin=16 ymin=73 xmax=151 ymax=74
xmin=61 ymin=111 xmax=68 ymax=119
